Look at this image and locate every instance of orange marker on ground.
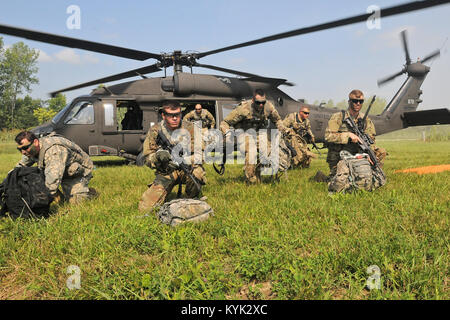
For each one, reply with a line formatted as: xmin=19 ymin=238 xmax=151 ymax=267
xmin=395 ymin=164 xmax=450 ymax=175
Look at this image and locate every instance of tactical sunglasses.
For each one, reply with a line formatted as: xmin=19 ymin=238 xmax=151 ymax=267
xmin=17 ymin=141 xmax=34 ymax=152
xmin=351 ymin=99 xmax=364 ymax=104
xmin=254 ymin=100 xmax=266 ymax=106
xmin=301 ymin=111 xmax=310 ymax=115
xmin=163 ymin=111 xmax=182 ymax=118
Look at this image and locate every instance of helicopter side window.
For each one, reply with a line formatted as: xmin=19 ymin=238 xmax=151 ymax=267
xmin=64 ymin=101 xmax=94 ymax=125
xmin=104 ymin=103 xmax=115 ymax=127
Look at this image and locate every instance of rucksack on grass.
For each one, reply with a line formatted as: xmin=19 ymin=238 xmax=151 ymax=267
xmin=0 ymin=167 xmax=52 ymax=219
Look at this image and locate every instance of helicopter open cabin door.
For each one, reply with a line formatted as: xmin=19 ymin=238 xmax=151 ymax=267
xmin=116 ymin=99 xmax=145 ymax=155
xmin=100 ymin=98 xmax=145 ymax=156
xmin=217 ymin=101 xmax=240 ymax=125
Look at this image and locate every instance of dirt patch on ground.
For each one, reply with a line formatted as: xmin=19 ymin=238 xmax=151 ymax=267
xmin=229 ymin=280 xmax=276 ymax=300
xmin=0 ymin=267 xmax=34 ymax=299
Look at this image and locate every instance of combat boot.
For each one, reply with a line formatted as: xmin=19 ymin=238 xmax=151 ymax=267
xmin=138 ymin=184 xmax=168 ymax=212
xmin=311 ymin=170 xmax=330 ymax=183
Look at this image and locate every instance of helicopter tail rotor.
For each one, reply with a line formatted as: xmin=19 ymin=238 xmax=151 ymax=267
xmin=377 ymin=30 xmax=441 ymax=87
xmin=401 ymin=30 xmax=412 ymax=65
xmin=377 ymin=69 xmax=407 ymax=87
xmin=421 ymin=49 xmax=440 ymax=64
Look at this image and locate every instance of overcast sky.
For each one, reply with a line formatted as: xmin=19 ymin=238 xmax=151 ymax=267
xmin=1 ymin=0 xmax=449 ymax=110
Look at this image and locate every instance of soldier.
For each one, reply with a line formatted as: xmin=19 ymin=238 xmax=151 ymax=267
xmin=14 ymin=131 xmax=96 ymax=204
xmin=138 ymin=101 xmax=206 ymax=212
xmin=183 ymin=103 xmax=216 ymax=129
xmin=121 ymin=104 xmax=143 ymax=130
xmin=219 ymin=89 xmax=286 ymax=184
xmin=324 ymin=89 xmax=386 ymax=178
xmin=283 ymin=106 xmax=317 ymax=168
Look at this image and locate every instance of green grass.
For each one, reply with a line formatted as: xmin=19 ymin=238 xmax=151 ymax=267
xmin=0 ymin=139 xmax=448 ymax=300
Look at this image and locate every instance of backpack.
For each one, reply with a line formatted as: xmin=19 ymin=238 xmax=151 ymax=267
xmin=258 ymin=132 xmax=293 ymax=178
xmin=277 ymin=135 xmax=294 ymax=172
xmin=328 ymin=151 xmax=386 ymax=193
xmin=0 ymin=167 xmax=53 ymax=219
xmin=156 ymin=198 xmax=214 ymax=227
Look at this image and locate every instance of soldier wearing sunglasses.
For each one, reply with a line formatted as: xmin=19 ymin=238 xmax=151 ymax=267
xmin=14 ymin=131 xmax=96 ymax=204
xmin=138 ymin=100 xmax=206 ymax=212
xmin=219 ymin=89 xmax=286 ymax=184
xmin=283 ymin=106 xmax=317 ymax=168
xmin=324 ymin=89 xmax=386 ymax=178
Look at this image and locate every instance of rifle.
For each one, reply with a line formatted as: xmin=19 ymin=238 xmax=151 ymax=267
xmin=156 ymin=131 xmax=203 ymax=192
xmin=213 ymin=143 xmax=227 ymax=175
xmin=284 ymin=138 xmax=297 ymax=158
xmin=294 ymin=113 xmax=322 ymax=155
xmin=343 ymin=111 xmax=386 ymax=181
xmin=302 ymin=131 xmax=322 ymax=155
xmin=361 ymin=95 xmax=376 ymax=132
xmin=213 ymin=130 xmax=234 ymax=175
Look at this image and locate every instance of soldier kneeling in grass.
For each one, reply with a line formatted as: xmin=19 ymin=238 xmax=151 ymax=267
xmin=323 ymin=90 xmax=387 ymax=193
xmin=138 ymin=100 xmax=206 ymax=213
xmin=14 ymin=131 xmax=98 ymax=204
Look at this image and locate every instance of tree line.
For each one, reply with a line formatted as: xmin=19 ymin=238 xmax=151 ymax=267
xmin=307 ymin=97 xmax=388 ymax=115
xmin=0 ymin=37 xmax=66 ymax=130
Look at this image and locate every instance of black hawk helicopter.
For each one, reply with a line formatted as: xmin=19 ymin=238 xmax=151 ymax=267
xmin=1 ymin=0 xmax=449 ymax=164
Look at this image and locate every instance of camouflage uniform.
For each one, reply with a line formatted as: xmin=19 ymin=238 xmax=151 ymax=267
xmin=283 ymin=112 xmax=317 ymax=168
xmin=219 ymin=99 xmax=285 ymax=183
xmin=325 ymin=110 xmax=386 ymax=177
xmin=138 ymin=120 xmax=206 ymax=212
xmin=17 ymin=135 xmax=94 ymax=204
xmin=184 ymin=109 xmax=216 ymax=129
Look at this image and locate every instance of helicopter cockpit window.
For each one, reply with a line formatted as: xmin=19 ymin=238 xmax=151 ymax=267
xmin=51 ymin=103 xmax=71 ymax=124
xmin=64 ymin=101 xmax=94 ymax=125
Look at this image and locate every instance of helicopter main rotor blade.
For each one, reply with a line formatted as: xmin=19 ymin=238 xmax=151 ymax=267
xmin=401 ymin=30 xmax=411 ymax=65
xmin=421 ymin=49 xmax=440 ymax=64
xmin=0 ymin=24 xmax=161 ymax=61
xmin=377 ymin=69 xmax=405 ymax=87
xmin=194 ymin=63 xmax=261 ymax=78
xmin=50 ymin=64 xmax=161 ymax=96
xmin=196 ymin=0 xmax=450 ymax=59
xmin=195 ymin=63 xmax=295 ymax=86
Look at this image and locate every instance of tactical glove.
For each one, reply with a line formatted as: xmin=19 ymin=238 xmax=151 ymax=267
xmin=155 ymin=149 xmax=171 ymax=164
xmin=167 ymin=161 xmax=179 ymax=171
xmin=155 ymin=149 xmax=180 ymax=172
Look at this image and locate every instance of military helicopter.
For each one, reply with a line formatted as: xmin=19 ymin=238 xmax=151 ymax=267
xmin=0 ymin=0 xmax=449 ymax=165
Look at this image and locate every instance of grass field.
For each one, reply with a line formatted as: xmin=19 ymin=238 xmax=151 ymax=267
xmin=0 ymin=137 xmax=448 ymax=300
